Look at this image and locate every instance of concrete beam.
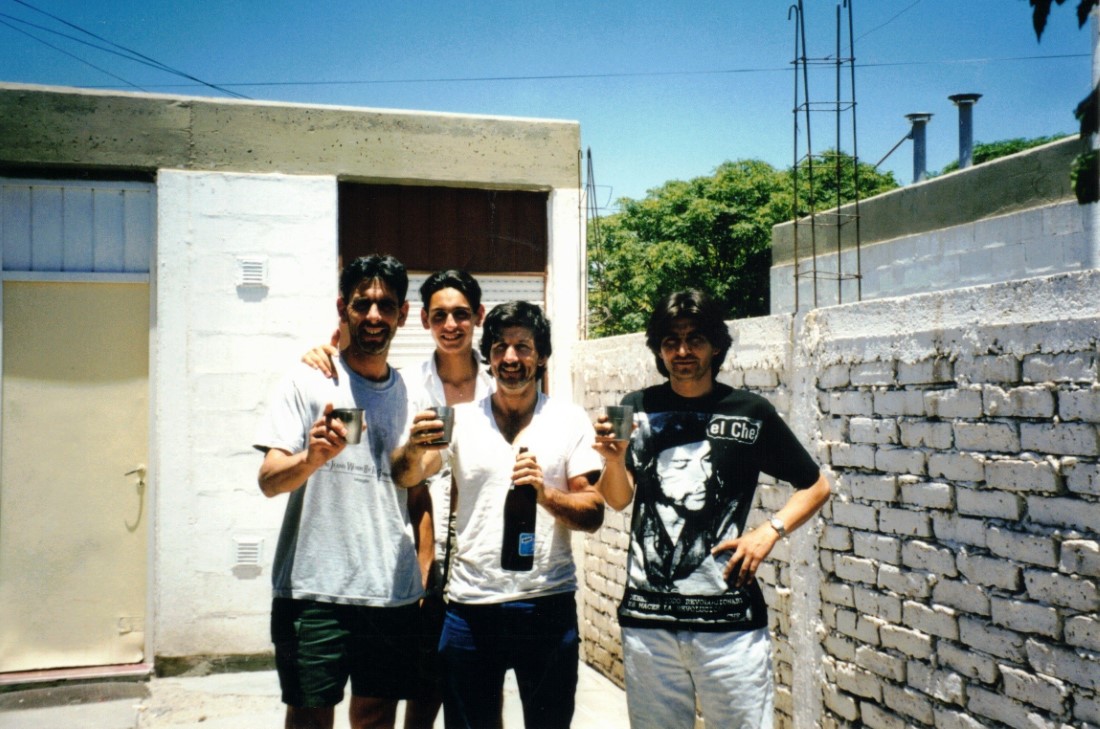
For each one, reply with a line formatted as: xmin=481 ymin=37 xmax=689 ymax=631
xmin=0 ymin=83 xmax=580 ymax=190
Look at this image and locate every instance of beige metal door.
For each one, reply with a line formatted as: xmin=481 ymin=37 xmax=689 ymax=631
xmin=0 ymin=280 xmax=149 ymax=672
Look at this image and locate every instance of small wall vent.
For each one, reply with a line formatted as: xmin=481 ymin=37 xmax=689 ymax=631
xmin=234 ymin=537 xmax=263 ymax=565
xmin=236 ymin=256 xmax=268 ymax=288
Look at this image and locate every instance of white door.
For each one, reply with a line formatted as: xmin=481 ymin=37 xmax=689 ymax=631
xmin=0 ymin=179 xmax=153 ymax=673
xmin=0 ymin=281 xmax=149 ymax=671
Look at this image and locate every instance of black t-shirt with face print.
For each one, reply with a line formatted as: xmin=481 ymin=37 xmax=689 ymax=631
xmin=618 ymin=382 xmax=820 ymax=632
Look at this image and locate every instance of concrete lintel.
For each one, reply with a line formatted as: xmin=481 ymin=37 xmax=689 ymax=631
xmin=0 ymin=83 xmax=580 ymax=190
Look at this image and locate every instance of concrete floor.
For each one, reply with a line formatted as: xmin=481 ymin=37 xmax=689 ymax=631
xmin=0 ymin=662 xmax=629 ymax=729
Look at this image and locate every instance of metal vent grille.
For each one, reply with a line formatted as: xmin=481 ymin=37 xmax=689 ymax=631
xmin=234 ymin=538 xmax=263 ymax=565
xmin=236 ymin=256 xmax=268 ymax=288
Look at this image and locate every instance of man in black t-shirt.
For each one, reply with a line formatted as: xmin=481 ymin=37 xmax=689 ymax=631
xmin=596 ymin=289 xmax=831 ymax=729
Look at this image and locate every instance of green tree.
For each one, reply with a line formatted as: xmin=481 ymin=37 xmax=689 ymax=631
xmin=588 ymin=153 xmax=898 ymax=337
xmin=783 ymin=150 xmax=900 ymax=219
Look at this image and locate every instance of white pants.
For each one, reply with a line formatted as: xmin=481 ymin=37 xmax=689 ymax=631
xmin=622 ymin=626 xmax=774 ymax=729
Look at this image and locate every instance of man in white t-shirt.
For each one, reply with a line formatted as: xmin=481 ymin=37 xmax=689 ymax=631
xmin=392 ymin=301 xmax=607 ymax=729
xmin=254 ymin=255 xmax=432 ymax=729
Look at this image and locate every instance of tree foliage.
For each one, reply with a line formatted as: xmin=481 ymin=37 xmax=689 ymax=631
xmin=588 ymin=153 xmax=898 ymax=337
xmin=1029 ymin=0 xmax=1098 ymax=203
xmin=937 ymin=135 xmax=1071 ymax=175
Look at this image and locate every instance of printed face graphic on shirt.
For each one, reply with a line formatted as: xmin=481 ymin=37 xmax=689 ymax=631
xmin=655 ymin=440 xmax=711 ymax=513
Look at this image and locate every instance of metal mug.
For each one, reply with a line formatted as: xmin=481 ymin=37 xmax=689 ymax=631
xmin=329 ymin=408 xmax=364 ymax=444
xmin=605 ymin=405 xmax=634 ymax=440
xmin=430 ymin=406 xmax=455 ymax=445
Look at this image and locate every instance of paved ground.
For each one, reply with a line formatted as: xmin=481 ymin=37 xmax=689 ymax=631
xmin=0 ymin=662 xmax=628 ymax=729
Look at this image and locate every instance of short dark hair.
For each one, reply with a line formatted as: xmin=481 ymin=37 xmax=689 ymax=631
xmin=339 ymin=255 xmax=408 ymax=304
xmin=645 ymin=289 xmax=732 ymax=378
xmin=480 ymin=301 xmax=552 ymax=379
xmin=419 ymin=269 xmax=482 ymax=311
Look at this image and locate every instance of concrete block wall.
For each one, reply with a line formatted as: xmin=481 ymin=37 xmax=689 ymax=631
xmin=154 ymin=170 xmax=338 ymax=657
xmin=573 ymin=269 xmax=1100 ymax=728
xmin=768 ymin=137 xmax=1097 ymax=315
xmin=771 ymin=200 xmax=1093 ymax=314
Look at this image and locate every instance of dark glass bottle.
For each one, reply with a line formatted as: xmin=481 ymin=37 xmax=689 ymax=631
xmin=501 ymin=447 xmax=535 ymax=571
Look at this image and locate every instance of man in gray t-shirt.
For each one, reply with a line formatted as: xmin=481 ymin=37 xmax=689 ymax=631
xmin=254 ymin=255 xmax=432 ymax=729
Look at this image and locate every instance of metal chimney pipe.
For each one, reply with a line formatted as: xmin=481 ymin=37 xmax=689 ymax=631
xmin=949 ymin=93 xmax=982 ymax=169
xmin=905 ymin=113 xmax=934 ymax=182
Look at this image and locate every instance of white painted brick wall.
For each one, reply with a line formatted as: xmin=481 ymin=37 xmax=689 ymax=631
xmin=983 ymin=385 xmax=1055 ymax=417
xmin=1060 ymin=539 xmax=1100 ymax=577
xmin=899 ymin=480 xmax=954 ymax=509
xmin=574 ymin=270 xmax=1100 ymax=728
xmin=937 ymin=640 xmax=998 ymax=683
xmin=984 ymin=458 xmax=1061 ymax=493
xmin=956 ymin=486 xmax=1024 ymax=520
xmin=903 ymin=601 xmax=959 ymax=640
xmin=907 ymin=661 xmax=966 ymax=705
xmin=990 ymin=597 xmax=1062 ymax=639
xmin=999 ymin=664 xmax=1069 ymax=714
xmin=1020 ymin=422 xmax=1100 ymax=456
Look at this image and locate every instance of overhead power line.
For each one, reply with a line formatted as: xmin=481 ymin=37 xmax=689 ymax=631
xmin=8 ymin=0 xmax=249 ymax=99
xmin=97 ymin=52 xmax=1088 ymax=92
xmin=0 ymin=16 xmax=147 ymax=92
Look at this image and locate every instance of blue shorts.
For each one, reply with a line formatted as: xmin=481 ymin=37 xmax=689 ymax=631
xmin=271 ymin=597 xmax=420 ymax=708
xmin=439 ymin=592 xmax=579 ymax=729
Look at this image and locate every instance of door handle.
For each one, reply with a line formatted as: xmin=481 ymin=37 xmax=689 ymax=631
xmin=124 ymin=465 xmax=146 ymax=532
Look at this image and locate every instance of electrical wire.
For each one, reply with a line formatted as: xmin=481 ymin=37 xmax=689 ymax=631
xmin=9 ymin=0 xmax=250 ymax=99
xmin=0 ymin=16 xmax=147 ymax=91
xmin=84 ymin=51 xmax=1089 ymax=93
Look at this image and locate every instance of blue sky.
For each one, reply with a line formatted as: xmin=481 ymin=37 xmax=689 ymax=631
xmin=0 ymin=1 xmax=1093 ymax=210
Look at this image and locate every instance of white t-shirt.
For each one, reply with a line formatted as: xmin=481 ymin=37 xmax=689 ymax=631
xmin=405 ymin=355 xmax=495 ymax=565
xmin=445 ymin=392 xmax=603 ymax=604
xmin=253 ymin=360 xmax=423 ymax=607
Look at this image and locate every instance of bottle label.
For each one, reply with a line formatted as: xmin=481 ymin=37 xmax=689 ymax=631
xmin=518 ymin=532 xmax=535 ymax=557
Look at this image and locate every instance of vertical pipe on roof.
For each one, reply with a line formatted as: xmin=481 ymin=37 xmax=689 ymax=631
xmin=905 ymin=113 xmax=933 ymax=183
xmin=949 ymin=93 xmax=982 ymax=169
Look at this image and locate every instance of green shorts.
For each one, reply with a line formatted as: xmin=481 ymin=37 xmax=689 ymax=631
xmin=271 ymin=597 xmax=420 ymax=708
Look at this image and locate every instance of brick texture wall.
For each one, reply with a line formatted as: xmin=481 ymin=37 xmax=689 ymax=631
xmin=573 ymin=270 xmax=1100 ymax=728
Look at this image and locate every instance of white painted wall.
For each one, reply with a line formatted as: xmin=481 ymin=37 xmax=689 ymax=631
xmin=149 ymin=171 xmax=586 ymax=660
xmin=153 ymin=170 xmax=338 ymax=657
xmin=547 ymin=187 xmax=584 ymax=399
xmin=771 ymin=200 xmax=1093 ymax=313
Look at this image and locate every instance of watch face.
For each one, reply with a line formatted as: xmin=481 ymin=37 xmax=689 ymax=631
xmin=770 ymin=517 xmax=787 ymax=537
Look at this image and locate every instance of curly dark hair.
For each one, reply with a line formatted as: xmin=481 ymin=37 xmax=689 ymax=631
xmin=645 ymin=289 xmax=732 ymax=378
xmin=480 ymin=301 xmax=552 ymax=380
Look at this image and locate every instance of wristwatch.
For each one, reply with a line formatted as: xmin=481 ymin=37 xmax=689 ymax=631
xmin=769 ymin=516 xmax=788 ymax=539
